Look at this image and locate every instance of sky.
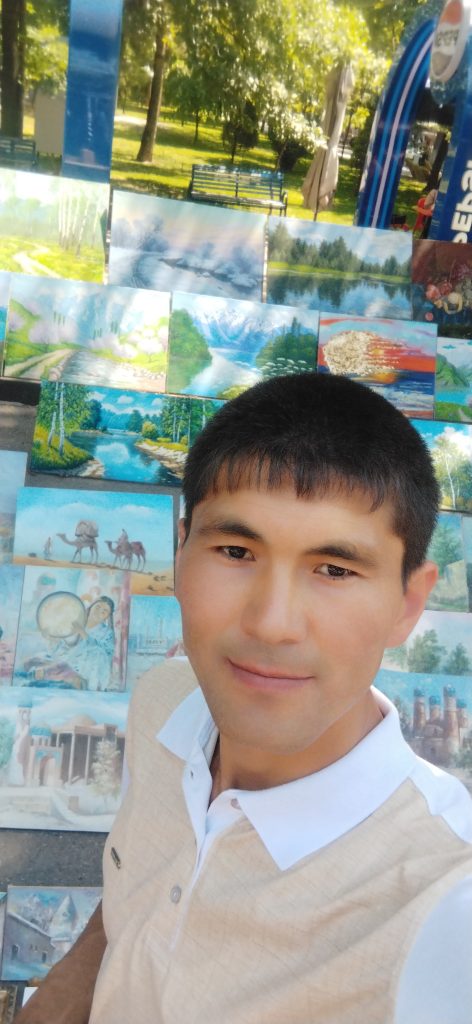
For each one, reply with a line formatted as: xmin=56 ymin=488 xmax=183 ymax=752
xmin=173 ymin=290 xmax=320 ymax=334
xmin=270 ymin=217 xmax=412 ymax=267
xmin=437 ymin=336 xmax=472 ymax=370
xmin=129 ymin=595 xmax=182 ymax=639
xmin=0 ymin=451 xmax=27 ymax=513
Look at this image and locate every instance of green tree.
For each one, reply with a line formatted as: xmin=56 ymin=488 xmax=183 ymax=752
xmin=167 ymin=309 xmax=211 ymax=393
xmin=442 ymin=644 xmax=471 ymax=676
xmin=127 ymin=409 xmax=144 ymax=433
xmin=428 ymin=522 xmax=462 ymax=577
xmin=142 ymin=419 xmax=159 ymax=440
xmin=432 ymin=436 xmax=472 ymax=511
xmin=0 ymin=718 xmax=14 ymax=771
xmin=407 ymin=629 xmax=445 ymax=673
xmin=255 ymin=318 xmax=318 ymax=377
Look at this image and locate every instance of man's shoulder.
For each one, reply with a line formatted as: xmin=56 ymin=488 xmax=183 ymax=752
xmin=128 ymin=657 xmax=199 ymax=737
xmin=408 ymin=754 xmax=472 ymax=845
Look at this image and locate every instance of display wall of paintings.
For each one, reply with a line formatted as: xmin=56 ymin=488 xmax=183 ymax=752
xmin=109 ymin=192 xmax=266 ymax=301
xmin=317 ymin=315 xmax=436 ymax=418
xmin=412 ymin=238 xmax=472 ymax=337
xmin=434 ymin=335 xmax=472 ymax=422
xmin=0 ymin=452 xmax=27 ymax=564
xmin=412 ymin=420 xmax=472 ymax=513
xmin=266 ymin=219 xmax=412 ymax=319
xmin=0 ymin=170 xmax=108 ymax=283
xmin=30 ymin=382 xmax=222 ymax=486
xmin=1 ymin=886 xmax=102 ymax=981
xmin=3 ymin=274 xmax=170 ymax=391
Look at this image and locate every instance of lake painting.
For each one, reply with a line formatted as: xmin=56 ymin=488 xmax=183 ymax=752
xmin=434 ymin=335 xmax=472 ymax=422
xmin=109 ymin=193 xmax=265 ymax=300
xmin=267 ymin=219 xmax=412 ymax=319
xmin=0 ymin=169 xmax=108 ymax=282
xmin=426 ymin=512 xmax=468 ymax=612
xmin=0 ymin=566 xmax=24 ymax=686
xmin=412 ymin=238 xmax=472 ymax=337
xmin=167 ymin=291 xmax=319 ymax=398
xmin=3 ymin=274 xmax=170 ymax=392
xmin=412 ymin=419 xmax=472 ymax=513
xmin=126 ymin=595 xmax=183 ymax=690
xmin=317 ymin=315 xmax=436 ymax=417
xmin=31 ymin=381 xmax=222 ymax=486
xmin=0 ymin=452 xmax=27 ymax=565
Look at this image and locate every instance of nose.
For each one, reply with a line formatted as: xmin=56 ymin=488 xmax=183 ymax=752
xmin=241 ymin=565 xmax=305 ymax=646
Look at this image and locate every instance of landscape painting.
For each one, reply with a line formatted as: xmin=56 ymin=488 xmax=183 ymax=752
xmin=426 ymin=512 xmax=468 ymax=612
xmin=266 ymin=219 xmax=412 ymax=319
xmin=377 ymin=609 xmax=472 ymax=790
xmin=31 ymin=381 xmax=221 ymax=486
xmin=167 ymin=291 xmax=319 ymax=398
xmin=3 ymin=274 xmax=170 ymax=391
xmin=0 ymin=567 xmax=24 ymax=686
xmin=411 ymin=419 xmax=472 ymax=513
xmin=412 ymin=239 xmax=472 ymax=337
xmin=1 ymin=886 xmax=102 ymax=981
xmin=317 ymin=315 xmax=436 ymax=418
xmin=0 ymin=272 xmax=10 ymax=372
xmin=462 ymin=516 xmax=472 ymax=611
xmin=0 ymin=452 xmax=27 ymax=564
xmin=12 ymin=566 xmax=130 ymax=692
xmin=0 ymin=686 xmax=128 ymax=830
xmin=434 ymin=335 xmax=472 ymax=422
xmin=0 ymin=169 xmax=108 ymax=282
xmin=109 ymin=192 xmax=265 ymax=301
xmin=126 ymin=596 xmax=183 ymax=690
xmin=13 ymin=488 xmax=174 ymax=596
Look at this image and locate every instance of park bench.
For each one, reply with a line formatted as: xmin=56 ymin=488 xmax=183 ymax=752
xmin=188 ymin=164 xmax=288 ymax=215
xmin=0 ymin=136 xmax=38 ymax=170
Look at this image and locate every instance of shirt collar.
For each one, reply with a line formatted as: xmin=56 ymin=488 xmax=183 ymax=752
xmin=157 ymin=678 xmax=418 ymax=871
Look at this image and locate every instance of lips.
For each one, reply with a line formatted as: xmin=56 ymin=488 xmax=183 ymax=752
xmin=228 ymin=658 xmax=312 ymax=691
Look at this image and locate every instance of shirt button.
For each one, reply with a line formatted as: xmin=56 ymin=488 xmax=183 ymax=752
xmin=170 ymin=885 xmax=182 ymax=904
xmin=231 ymin=798 xmax=240 ymax=809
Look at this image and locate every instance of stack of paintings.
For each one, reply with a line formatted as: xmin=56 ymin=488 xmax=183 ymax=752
xmin=412 ymin=238 xmax=472 ymax=337
xmin=412 ymin=420 xmax=472 ymax=513
xmin=434 ymin=335 xmax=472 ymax=422
xmin=1 ymin=886 xmax=102 ymax=981
xmin=126 ymin=596 xmax=183 ymax=690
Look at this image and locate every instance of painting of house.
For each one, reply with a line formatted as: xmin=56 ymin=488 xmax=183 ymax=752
xmin=434 ymin=335 xmax=472 ymax=422
xmin=412 ymin=238 xmax=472 ymax=337
xmin=426 ymin=512 xmax=468 ymax=612
xmin=126 ymin=596 xmax=183 ymax=690
xmin=1 ymin=886 xmax=101 ymax=981
xmin=412 ymin=419 xmax=472 ymax=512
xmin=0 ymin=452 xmax=27 ymax=565
xmin=0 ymin=566 xmax=24 ymax=686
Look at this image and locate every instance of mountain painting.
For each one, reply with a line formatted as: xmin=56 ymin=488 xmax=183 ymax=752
xmin=318 ymin=315 xmax=436 ymax=417
xmin=412 ymin=238 xmax=472 ymax=337
xmin=0 ymin=452 xmax=27 ymax=565
xmin=267 ymin=219 xmax=412 ymax=319
xmin=126 ymin=595 xmax=183 ymax=690
xmin=2 ymin=886 xmax=102 ymax=981
xmin=3 ymin=274 xmax=169 ymax=391
xmin=0 ymin=169 xmax=108 ymax=282
xmin=108 ymin=192 xmax=265 ymax=301
xmin=411 ymin=419 xmax=472 ymax=513
xmin=0 ymin=566 xmax=24 ymax=686
xmin=30 ymin=381 xmax=222 ymax=486
xmin=434 ymin=336 xmax=472 ymax=422
xmin=167 ymin=291 xmax=319 ymax=398
xmin=13 ymin=488 xmax=174 ymax=597
xmin=426 ymin=512 xmax=468 ymax=613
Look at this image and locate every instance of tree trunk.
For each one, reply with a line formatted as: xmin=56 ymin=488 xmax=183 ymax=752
xmin=1 ymin=0 xmax=25 ymax=137
xmin=136 ymin=23 xmax=167 ymax=163
xmin=194 ymin=110 xmax=200 ymax=145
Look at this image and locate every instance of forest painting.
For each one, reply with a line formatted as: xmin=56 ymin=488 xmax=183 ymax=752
xmin=126 ymin=596 xmax=183 ymax=690
xmin=426 ymin=512 xmax=468 ymax=612
xmin=31 ymin=382 xmax=221 ymax=485
xmin=0 ymin=686 xmax=128 ymax=830
xmin=0 ymin=452 xmax=27 ymax=565
xmin=13 ymin=488 xmax=174 ymax=596
xmin=12 ymin=566 xmax=130 ymax=693
xmin=412 ymin=239 xmax=472 ymax=337
xmin=109 ymin=193 xmax=265 ymax=301
xmin=0 ymin=170 xmax=108 ymax=282
xmin=2 ymin=886 xmax=102 ymax=982
xmin=0 ymin=567 xmax=24 ymax=686
xmin=412 ymin=420 xmax=472 ymax=513
xmin=267 ymin=219 xmax=412 ymax=319
xmin=317 ymin=315 xmax=436 ymax=418
xmin=167 ymin=291 xmax=319 ymax=398
xmin=434 ymin=335 xmax=472 ymax=422
xmin=3 ymin=275 xmax=169 ymax=391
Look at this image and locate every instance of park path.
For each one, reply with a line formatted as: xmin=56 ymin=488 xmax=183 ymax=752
xmin=13 ymin=248 xmax=61 ymax=277
xmin=6 ymin=348 xmax=72 ymax=378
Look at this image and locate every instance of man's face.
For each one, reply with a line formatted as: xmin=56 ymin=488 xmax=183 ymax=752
xmin=175 ymin=486 xmax=436 ymax=765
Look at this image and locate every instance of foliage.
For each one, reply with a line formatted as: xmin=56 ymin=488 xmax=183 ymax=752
xmin=407 ymin=629 xmax=445 ymax=673
xmin=127 ymin=409 xmax=144 ymax=433
xmin=268 ymin=99 xmax=323 ymax=172
xmin=31 ymin=424 xmax=91 ymax=471
xmin=269 ymin=221 xmax=410 ymax=278
xmin=431 ymin=436 xmax=472 ymax=512
xmin=142 ymin=419 xmax=159 ymax=440
xmin=442 ymin=644 xmax=471 ymax=676
xmin=0 ymin=718 xmax=14 ymax=771
xmin=222 ymin=102 xmax=259 ymax=164
xmin=255 ymin=318 xmax=318 ymax=377
xmin=167 ymin=309 xmax=211 ymax=392
xmin=428 ymin=522 xmax=462 ymax=577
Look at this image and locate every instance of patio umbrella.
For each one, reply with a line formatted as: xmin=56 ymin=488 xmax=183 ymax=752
xmin=302 ymin=63 xmax=355 ymax=219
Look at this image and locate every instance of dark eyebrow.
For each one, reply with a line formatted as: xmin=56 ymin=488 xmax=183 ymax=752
xmin=195 ymin=521 xmax=379 ymax=568
xmin=195 ymin=519 xmax=263 ymax=542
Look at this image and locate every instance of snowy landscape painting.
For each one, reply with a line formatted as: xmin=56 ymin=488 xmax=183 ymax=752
xmin=426 ymin=512 xmax=468 ymax=612
xmin=3 ymin=274 xmax=169 ymax=391
xmin=0 ymin=452 xmax=27 ymax=565
xmin=167 ymin=291 xmax=319 ymax=398
xmin=109 ymin=193 xmax=265 ymax=300
xmin=126 ymin=596 xmax=183 ymax=689
xmin=317 ymin=315 xmax=436 ymax=417
xmin=2 ymin=886 xmax=102 ymax=981
xmin=412 ymin=239 xmax=472 ymax=336
xmin=412 ymin=420 xmax=472 ymax=513
xmin=434 ymin=335 xmax=472 ymax=422
xmin=0 ymin=567 xmax=24 ymax=687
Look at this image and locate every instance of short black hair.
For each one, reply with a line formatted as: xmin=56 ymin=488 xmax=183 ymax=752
xmin=182 ymin=373 xmax=439 ymax=581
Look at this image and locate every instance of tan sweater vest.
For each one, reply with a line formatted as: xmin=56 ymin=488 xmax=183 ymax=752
xmin=90 ymin=659 xmax=472 ymax=1024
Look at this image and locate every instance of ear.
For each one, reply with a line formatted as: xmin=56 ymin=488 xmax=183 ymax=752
xmin=385 ymin=560 xmax=439 ymax=648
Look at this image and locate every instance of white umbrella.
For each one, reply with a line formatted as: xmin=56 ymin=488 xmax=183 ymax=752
xmin=302 ymin=64 xmax=355 ymax=218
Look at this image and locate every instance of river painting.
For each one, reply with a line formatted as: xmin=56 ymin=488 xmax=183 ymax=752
xmin=434 ymin=336 xmax=472 ymax=422
xmin=318 ymin=315 xmax=436 ymax=418
xmin=167 ymin=290 xmax=319 ymax=398
xmin=412 ymin=419 xmax=472 ymax=513
xmin=1 ymin=886 xmax=102 ymax=981
xmin=109 ymin=193 xmax=265 ymax=301
xmin=0 ymin=169 xmax=108 ymax=282
xmin=126 ymin=595 xmax=183 ymax=690
xmin=412 ymin=238 xmax=472 ymax=337
xmin=30 ymin=381 xmax=221 ymax=486
xmin=0 ymin=451 xmax=27 ymax=565
xmin=267 ymin=219 xmax=412 ymax=319
xmin=13 ymin=487 xmax=174 ymax=597
xmin=3 ymin=274 xmax=170 ymax=392
xmin=426 ymin=512 xmax=468 ymax=612
xmin=0 ymin=566 xmax=24 ymax=686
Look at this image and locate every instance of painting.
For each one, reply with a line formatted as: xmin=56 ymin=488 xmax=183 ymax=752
xmin=0 ymin=272 xmax=10 ymax=373
xmin=30 ymin=382 xmax=222 ymax=486
xmin=13 ymin=488 xmax=174 ymax=596
xmin=12 ymin=566 xmax=130 ymax=692
xmin=109 ymin=193 xmax=265 ymax=301
xmin=411 ymin=419 xmax=472 ymax=513
xmin=412 ymin=238 xmax=472 ymax=337
xmin=0 ymin=686 xmax=128 ymax=830
xmin=3 ymin=274 xmax=169 ymax=391
xmin=0 ymin=893 xmax=5 ymax=963
xmin=434 ymin=335 xmax=472 ymax=422
xmin=0 ymin=984 xmax=18 ymax=1023
xmin=266 ymin=219 xmax=412 ymax=319
xmin=126 ymin=596 xmax=183 ymax=690
xmin=462 ymin=516 xmax=472 ymax=611
xmin=0 ymin=567 xmax=24 ymax=686
xmin=426 ymin=512 xmax=468 ymax=612
xmin=1 ymin=886 xmax=102 ymax=981
xmin=317 ymin=315 xmax=436 ymax=418
xmin=167 ymin=291 xmax=319 ymax=399
xmin=0 ymin=169 xmax=108 ymax=282
xmin=0 ymin=452 xmax=27 ymax=565
xmin=377 ymin=609 xmax=472 ymax=791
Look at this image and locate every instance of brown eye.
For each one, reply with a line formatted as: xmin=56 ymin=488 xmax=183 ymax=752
xmin=224 ymin=546 xmax=249 ymax=560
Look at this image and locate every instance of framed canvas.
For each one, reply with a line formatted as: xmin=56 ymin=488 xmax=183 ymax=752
xmin=0 ymin=984 xmax=18 ymax=1023
xmin=126 ymin=595 xmax=183 ymax=690
xmin=1 ymin=886 xmax=102 ymax=980
xmin=412 ymin=238 xmax=472 ymax=337
xmin=426 ymin=512 xmax=468 ymax=612
xmin=434 ymin=335 xmax=472 ymax=422
xmin=412 ymin=419 xmax=472 ymax=513
xmin=462 ymin=516 xmax=472 ymax=612
xmin=0 ymin=452 xmax=27 ymax=565
xmin=0 ymin=566 xmax=24 ymax=686
xmin=0 ymin=271 xmax=10 ymax=374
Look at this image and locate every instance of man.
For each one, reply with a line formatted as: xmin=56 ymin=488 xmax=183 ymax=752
xmin=18 ymin=373 xmax=472 ymax=1024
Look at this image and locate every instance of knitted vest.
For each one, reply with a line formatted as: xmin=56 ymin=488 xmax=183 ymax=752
xmin=90 ymin=659 xmax=472 ymax=1024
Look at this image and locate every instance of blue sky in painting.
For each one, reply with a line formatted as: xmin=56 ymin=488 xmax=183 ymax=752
xmin=269 ymin=217 xmax=412 ymax=267
xmin=0 ymin=685 xmax=129 ymax=730
xmin=0 ymin=451 xmax=27 ymax=514
xmin=437 ymin=336 xmax=472 ymax=370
